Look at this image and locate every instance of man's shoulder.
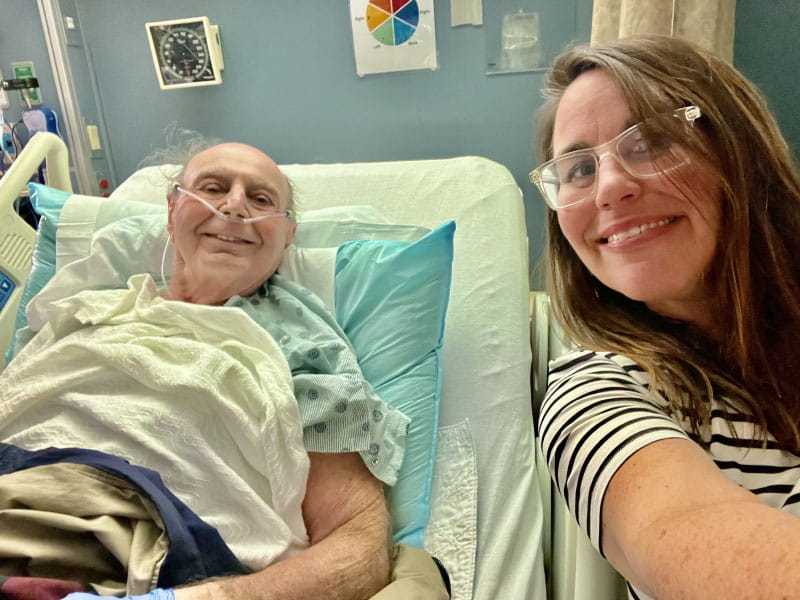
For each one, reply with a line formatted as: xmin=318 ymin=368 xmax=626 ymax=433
xmin=267 ymin=274 xmax=330 ymax=312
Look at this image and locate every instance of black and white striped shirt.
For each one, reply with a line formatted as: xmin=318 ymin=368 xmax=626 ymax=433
xmin=538 ymin=349 xmax=800 ymax=600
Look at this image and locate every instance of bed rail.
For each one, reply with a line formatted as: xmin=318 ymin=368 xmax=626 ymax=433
xmin=530 ymin=291 xmax=627 ymax=600
xmin=0 ymin=131 xmax=72 ymax=368
xmin=0 ymin=131 xmax=72 ymax=201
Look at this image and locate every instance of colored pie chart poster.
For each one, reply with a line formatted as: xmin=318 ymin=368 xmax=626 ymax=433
xmin=350 ymin=0 xmax=438 ymax=76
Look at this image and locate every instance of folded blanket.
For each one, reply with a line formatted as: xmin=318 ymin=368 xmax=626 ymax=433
xmin=0 ymin=445 xmax=250 ymax=593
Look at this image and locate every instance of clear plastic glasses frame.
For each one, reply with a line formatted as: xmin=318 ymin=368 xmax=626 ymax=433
xmin=174 ymin=185 xmax=293 ymax=223
xmin=529 ymin=105 xmax=701 ymax=210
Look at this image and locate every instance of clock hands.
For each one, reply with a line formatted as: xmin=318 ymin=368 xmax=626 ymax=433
xmin=174 ymin=38 xmax=202 ymax=62
xmin=171 ymin=38 xmax=202 ymax=77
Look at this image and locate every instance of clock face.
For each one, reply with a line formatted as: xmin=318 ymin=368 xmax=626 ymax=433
xmin=160 ymin=26 xmax=210 ymax=81
xmin=147 ymin=19 xmax=221 ymax=88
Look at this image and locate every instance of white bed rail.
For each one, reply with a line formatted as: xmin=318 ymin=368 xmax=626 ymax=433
xmin=530 ymin=292 xmax=628 ymax=600
xmin=0 ymin=131 xmax=72 ymax=199
xmin=0 ymin=131 xmax=72 ymax=367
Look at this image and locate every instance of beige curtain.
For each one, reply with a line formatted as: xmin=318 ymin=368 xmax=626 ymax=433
xmin=591 ymin=0 xmax=736 ymax=62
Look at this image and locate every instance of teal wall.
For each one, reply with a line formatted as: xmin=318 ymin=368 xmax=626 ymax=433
xmin=2 ymin=1 xmax=798 ymax=285
xmin=733 ymin=0 xmax=800 ymax=161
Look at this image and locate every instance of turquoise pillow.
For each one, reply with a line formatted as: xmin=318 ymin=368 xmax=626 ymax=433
xmin=12 ymin=184 xmax=71 ymax=338
xmin=335 ymin=221 xmax=455 ymax=548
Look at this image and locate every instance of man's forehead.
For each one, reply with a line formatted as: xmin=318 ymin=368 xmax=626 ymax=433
xmin=188 ymin=143 xmax=267 ymax=168
xmin=185 ymin=147 xmax=285 ymax=186
xmin=187 ymin=164 xmax=275 ymax=185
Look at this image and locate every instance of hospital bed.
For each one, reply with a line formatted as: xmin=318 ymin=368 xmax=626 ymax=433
xmin=0 ymin=131 xmax=627 ymax=599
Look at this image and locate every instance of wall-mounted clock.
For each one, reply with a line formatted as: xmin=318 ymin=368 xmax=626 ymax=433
xmin=145 ymin=16 xmax=224 ymax=90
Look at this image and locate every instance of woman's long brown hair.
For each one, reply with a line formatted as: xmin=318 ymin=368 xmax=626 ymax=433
xmin=537 ymin=34 xmax=800 ymax=451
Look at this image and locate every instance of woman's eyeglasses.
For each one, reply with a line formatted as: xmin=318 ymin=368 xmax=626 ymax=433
xmin=530 ymin=105 xmax=701 ymax=210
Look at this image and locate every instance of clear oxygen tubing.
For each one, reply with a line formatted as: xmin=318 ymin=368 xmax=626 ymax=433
xmin=160 ymin=234 xmax=171 ymax=292
xmin=173 ymin=185 xmax=292 ymax=223
xmin=160 ymin=186 xmax=292 ymax=291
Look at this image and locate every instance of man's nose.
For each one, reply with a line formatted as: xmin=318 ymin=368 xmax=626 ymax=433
xmin=593 ymin=152 xmax=640 ymax=209
xmin=220 ymin=187 xmax=248 ymax=216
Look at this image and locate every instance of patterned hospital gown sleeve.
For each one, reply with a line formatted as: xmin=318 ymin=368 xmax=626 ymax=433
xmin=228 ymin=274 xmax=409 ymax=486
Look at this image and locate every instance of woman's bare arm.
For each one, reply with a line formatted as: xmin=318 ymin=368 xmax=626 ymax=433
xmin=603 ymin=437 xmax=800 ymax=599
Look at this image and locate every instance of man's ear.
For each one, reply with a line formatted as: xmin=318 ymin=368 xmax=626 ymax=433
xmin=284 ymin=221 xmax=298 ymax=248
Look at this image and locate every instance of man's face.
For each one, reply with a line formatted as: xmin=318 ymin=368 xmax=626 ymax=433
xmin=166 ymin=143 xmax=296 ymax=305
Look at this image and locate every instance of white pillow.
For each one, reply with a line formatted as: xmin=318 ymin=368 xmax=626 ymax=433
xmin=109 ymin=164 xmax=178 ymax=205
xmin=55 ymin=193 xmax=429 ymax=312
xmin=278 ymin=246 xmax=338 ymax=309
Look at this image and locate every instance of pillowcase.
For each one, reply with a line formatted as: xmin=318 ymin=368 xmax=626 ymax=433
xmin=335 ymin=221 xmax=454 ymax=548
xmin=107 ymin=163 xmax=179 ymax=205
xmin=294 ymin=218 xmax=430 ymax=248
xmin=10 ymin=183 xmax=454 ymax=549
xmin=10 ymin=183 xmax=166 ymax=342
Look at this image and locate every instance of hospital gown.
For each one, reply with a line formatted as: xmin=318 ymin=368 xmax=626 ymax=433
xmin=229 ymin=272 xmax=409 ymax=486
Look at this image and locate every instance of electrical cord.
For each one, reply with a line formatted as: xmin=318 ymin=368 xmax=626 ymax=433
xmin=10 ymin=120 xmax=26 ymax=155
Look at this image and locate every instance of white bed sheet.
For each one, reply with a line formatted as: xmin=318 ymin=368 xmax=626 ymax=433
xmin=279 ymin=157 xmax=545 ymax=600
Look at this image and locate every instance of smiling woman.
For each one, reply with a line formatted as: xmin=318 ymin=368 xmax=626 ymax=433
xmin=549 ymin=68 xmax=722 ymax=327
xmin=534 ymin=33 xmax=800 ymax=600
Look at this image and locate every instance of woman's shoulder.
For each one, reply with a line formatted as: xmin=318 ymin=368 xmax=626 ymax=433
xmin=539 ymin=345 xmax=686 ymax=468
xmin=542 ymin=347 xmax=669 ymax=417
xmin=548 ymin=347 xmax=650 ymax=385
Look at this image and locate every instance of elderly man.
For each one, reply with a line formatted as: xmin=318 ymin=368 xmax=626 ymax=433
xmin=0 ymin=142 xmax=449 ymax=600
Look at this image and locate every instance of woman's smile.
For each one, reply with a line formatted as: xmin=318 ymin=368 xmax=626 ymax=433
xmin=600 ymin=216 xmax=677 ymax=245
